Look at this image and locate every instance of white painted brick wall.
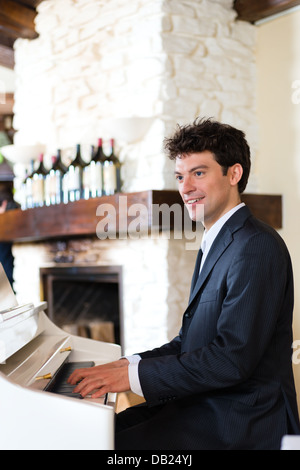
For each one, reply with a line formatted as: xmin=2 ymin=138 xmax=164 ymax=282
xmin=13 ymin=0 xmax=257 ymax=189
xmin=11 ymin=0 xmax=257 ymax=353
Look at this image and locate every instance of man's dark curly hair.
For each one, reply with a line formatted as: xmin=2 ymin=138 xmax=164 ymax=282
xmin=164 ymin=117 xmax=251 ymax=194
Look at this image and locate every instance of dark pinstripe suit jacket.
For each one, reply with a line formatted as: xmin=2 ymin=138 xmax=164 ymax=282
xmin=138 ymin=206 xmax=300 ymax=449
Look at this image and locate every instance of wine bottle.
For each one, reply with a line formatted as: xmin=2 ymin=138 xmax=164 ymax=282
xmin=44 ymin=158 xmax=54 ymax=206
xmin=67 ymin=144 xmax=87 ymax=202
xmin=52 ymin=149 xmax=68 ymax=204
xmin=24 ymin=159 xmax=35 ymax=209
xmin=20 ymin=169 xmax=28 ymax=210
xmin=87 ymin=138 xmax=105 ymax=198
xmin=82 ymin=145 xmax=94 ymax=200
xmin=32 ymin=153 xmax=47 ymax=207
xmin=103 ymin=139 xmax=121 ymax=195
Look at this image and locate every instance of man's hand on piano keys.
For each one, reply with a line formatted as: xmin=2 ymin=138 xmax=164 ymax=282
xmin=67 ymin=358 xmax=130 ymax=399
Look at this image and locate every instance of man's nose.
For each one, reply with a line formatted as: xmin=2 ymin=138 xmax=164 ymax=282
xmin=181 ymin=175 xmax=196 ymax=193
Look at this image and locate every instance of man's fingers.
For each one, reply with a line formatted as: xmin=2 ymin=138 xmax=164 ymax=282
xmin=73 ymin=377 xmax=105 ymax=397
xmin=67 ymin=368 xmax=91 ymax=385
xmin=67 ymin=361 xmax=130 ymax=398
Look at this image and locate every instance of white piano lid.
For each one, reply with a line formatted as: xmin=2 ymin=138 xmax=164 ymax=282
xmin=0 ymin=303 xmax=35 ymax=323
xmin=0 ymin=265 xmax=47 ymax=362
xmin=0 ymin=303 xmax=47 ymax=362
xmin=0 ymin=264 xmax=36 ymax=323
xmin=0 ymin=263 xmax=18 ymax=311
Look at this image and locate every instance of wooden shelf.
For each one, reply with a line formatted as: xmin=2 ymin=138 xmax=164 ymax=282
xmin=0 ymin=191 xmax=282 ymax=243
xmin=234 ymin=0 xmax=300 ymax=23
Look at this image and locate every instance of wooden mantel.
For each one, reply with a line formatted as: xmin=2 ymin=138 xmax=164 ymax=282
xmin=0 ymin=191 xmax=282 ymax=243
xmin=234 ymin=0 xmax=300 ymax=23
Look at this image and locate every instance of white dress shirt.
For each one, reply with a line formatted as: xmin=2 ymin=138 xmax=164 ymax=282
xmin=200 ymin=203 xmax=245 ymax=272
xmin=126 ymin=203 xmax=246 ymax=397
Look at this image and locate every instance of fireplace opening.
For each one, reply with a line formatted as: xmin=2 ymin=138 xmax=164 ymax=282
xmin=40 ymin=265 xmax=124 ymax=351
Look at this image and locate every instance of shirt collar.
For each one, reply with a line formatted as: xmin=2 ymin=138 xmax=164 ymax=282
xmin=201 ymin=202 xmax=245 ymax=254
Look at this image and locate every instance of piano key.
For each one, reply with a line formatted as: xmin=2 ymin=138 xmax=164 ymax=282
xmin=44 ymin=361 xmax=95 ymax=399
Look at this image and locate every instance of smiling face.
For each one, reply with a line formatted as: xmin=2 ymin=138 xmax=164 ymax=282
xmin=175 ymin=151 xmax=243 ymax=230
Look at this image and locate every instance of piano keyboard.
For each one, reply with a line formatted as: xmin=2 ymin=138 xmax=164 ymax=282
xmin=45 ymin=361 xmax=104 ymax=400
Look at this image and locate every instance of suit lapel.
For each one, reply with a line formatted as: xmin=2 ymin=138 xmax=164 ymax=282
xmin=188 ymin=205 xmax=252 ymax=306
xmin=189 ymin=226 xmax=233 ymax=305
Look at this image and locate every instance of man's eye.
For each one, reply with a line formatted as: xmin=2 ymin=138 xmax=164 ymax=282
xmin=176 ymin=175 xmax=183 ymax=182
xmin=195 ymin=171 xmax=203 ymax=177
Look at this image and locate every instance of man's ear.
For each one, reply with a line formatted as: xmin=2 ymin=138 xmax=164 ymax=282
xmin=229 ymin=164 xmax=243 ymax=188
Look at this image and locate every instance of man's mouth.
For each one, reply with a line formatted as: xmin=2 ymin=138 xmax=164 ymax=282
xmin=185 ymin=197 xmax=205 ymax=205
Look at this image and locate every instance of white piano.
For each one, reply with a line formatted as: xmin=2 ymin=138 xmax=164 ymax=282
xmin=0 ymin=267 xmax=121 ymax=450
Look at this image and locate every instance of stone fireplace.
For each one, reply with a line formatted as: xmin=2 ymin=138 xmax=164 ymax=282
xmin=12 ymin=233 xmax=197 ymax=355
xmin=40 ymin=264 xmax=124 ymax=350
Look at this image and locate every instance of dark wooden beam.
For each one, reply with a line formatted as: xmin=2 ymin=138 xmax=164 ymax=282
xmin=241 ymin=194 xmax=282 ymax=229
xmin=0 ymin=0 xmax=42 ymax=67
xmin=0 ymin=33 xmax=15 ymax=50
xmin=0 ymin=44 xmax=14 ymax=69
xmin=0 ymin=0 xmax=38 ymax=41
xmin=19 ymin=1 xmax=43 ymax=8
xmin=234 ymin=0 xmax=300 ymax=22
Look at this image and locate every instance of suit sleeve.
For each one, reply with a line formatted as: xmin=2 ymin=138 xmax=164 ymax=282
xmin=138 ymin=232 xmax=293 ymax=406
xmin=138 ymin=333 xmax=182 ymax=359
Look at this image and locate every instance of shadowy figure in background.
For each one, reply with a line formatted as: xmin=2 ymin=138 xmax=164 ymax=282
xmin=0 ymin=177 xmax=20 ymax=289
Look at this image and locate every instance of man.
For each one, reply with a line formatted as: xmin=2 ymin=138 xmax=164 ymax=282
xmin=68 ymin=118 xmax=300 ymax=450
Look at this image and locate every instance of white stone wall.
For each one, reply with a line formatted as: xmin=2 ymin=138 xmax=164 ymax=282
xmin=13 ymin=0 xmax=257 ymax=191
xmin=11 ymin=0 xmax=257 ymax=354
